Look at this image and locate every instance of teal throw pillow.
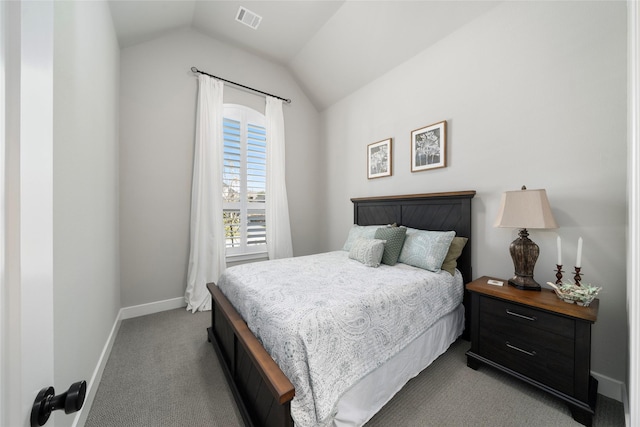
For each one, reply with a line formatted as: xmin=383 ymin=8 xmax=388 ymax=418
xmin=398 ymin=229 xmax=456 ymax=272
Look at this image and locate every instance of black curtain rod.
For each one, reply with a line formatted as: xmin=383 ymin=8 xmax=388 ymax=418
xmin=190 ymin=67 xmax=292 ymax=104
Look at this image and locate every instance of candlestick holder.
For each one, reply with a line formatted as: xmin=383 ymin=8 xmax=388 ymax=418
xmin=573 ymin=266 xmax=582 ymax=286
xmin=555 ymin=265 xmax=563 ymax=284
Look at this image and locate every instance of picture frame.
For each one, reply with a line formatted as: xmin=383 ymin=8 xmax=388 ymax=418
xmin=411 ymin=120 xmax=447 ymax=172
xmin=367 ymin=138 xmax=392 ymax=179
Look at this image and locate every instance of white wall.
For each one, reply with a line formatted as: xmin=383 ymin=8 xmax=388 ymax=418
xmin=53 ymin=2 xmax=120 ymax=426
xmin=322 ymin=1 xmax=627 ymax=390
xmin=627 ymin=0 xmax=639 ymax=423
xmin=119 ymin=29 xmax=322 ymax=307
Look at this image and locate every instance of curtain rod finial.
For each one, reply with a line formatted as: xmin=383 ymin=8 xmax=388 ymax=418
xmin=191 ymin=66 xmax=199 ymax=73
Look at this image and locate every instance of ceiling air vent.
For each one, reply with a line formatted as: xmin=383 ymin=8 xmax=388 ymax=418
xmin=236 ymin=6 xmax=262 ymax=30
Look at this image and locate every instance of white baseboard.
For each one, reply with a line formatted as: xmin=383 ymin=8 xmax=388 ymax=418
xmin=72 ymin=311 xmax=122 ymax=427
xmin=592 ymin=370 xmax=626 ymax=403
xmin=71 ymin=297 xmax=188 ymax=427
xmin=119 ymin=296 xmax=187 ymax=320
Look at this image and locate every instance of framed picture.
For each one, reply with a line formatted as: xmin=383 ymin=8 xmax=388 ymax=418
xmin=367 ymin=138 xmax=392 ymax=179
xmin=411 ymin=120 xmax=447 ymax=172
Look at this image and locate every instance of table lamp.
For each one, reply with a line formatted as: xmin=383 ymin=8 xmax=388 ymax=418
xmin=494 ymin=186 xmax=558 ymax=291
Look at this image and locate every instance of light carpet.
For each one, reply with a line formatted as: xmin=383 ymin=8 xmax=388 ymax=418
xmin=86 ymin=308 xmax=624 ymax=427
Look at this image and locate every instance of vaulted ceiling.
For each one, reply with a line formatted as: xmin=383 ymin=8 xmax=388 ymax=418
xmin=108 ymin=1 xmax=501 ymax=110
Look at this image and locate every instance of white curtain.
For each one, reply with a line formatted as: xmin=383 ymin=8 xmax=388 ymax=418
xmin=265 ymin=97 xmax=293 ymax=259
xmin=185 ymin=75 xmax=226 ymax=312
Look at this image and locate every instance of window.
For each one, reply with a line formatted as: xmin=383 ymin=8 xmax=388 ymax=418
xmin=223 ymin=104 xmax=267 ymax=258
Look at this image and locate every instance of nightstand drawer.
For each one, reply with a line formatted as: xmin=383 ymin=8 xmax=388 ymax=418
xmin=479 ymin=326 xmax=575 ymax=395
xmin=480 ymin=296 xmax=574 ymax=339
xmin=479 ymin=310 xmax=574 ymax=359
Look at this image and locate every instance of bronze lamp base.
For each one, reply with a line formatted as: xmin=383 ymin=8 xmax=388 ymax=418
xmin=508 ymin=228 xmax=541 ymax=291
xmin=508 ymin=275 xmax=541 ymax=291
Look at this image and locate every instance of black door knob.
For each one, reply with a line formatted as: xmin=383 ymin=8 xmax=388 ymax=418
xmin=30 ymin=380 xmax=87 ymax=427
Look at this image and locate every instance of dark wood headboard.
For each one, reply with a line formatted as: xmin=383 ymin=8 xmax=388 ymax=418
xmin=351 ymin=191 xmax=476 ymax=284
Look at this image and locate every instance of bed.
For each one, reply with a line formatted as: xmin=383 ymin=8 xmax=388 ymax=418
xmin=207 ymin=191 xmax=475 ymax=427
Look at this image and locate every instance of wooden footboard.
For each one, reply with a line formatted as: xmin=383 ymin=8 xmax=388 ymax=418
xmin=207 ymin=282 xmax=294 ymax=427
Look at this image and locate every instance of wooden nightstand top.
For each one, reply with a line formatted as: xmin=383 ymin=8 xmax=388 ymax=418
xmin=467 ymin=276 xmax=598 ymax=323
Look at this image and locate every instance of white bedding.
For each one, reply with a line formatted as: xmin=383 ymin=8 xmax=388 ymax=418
xmin=217 ymin=251 xmax=463 ymax=427
xmin=333 ymin=304 xmax=465 ymax=426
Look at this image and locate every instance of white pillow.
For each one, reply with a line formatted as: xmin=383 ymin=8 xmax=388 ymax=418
xmin=348 ymin=238 xmax=386 ymax=268
xmin=398 ymin=228 xmax=456 ymax=272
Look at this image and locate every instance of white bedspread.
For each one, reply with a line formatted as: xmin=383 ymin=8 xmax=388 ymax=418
xmin=217 ymin=251 xmax=463 ymax=427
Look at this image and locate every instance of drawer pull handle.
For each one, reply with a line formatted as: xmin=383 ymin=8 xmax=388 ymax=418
xmin=505 ymin=309 xmax=537 ymax=322
xmin=506 ymin=341 xmax=537 ymax=357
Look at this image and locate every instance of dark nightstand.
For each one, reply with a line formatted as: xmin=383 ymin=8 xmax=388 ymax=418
xmin=466 ymin=276 xmax=599 ymax=427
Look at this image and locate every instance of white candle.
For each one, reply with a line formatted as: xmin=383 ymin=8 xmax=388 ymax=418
xmin=557 ymin=236 xmax=562 ymax=265
xmin=576 ymin=237 xmax=583 ymax=267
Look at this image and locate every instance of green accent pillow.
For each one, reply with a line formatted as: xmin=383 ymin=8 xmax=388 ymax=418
xmin=375 ymin=226 xmax=407 ymax=266
xmin=398 ymin=228 xmax=456 ymax=272
xmin=441 ymin=237 xmax=468 ymax=276
xmin=348 ymin=238 xmax=386 ymax=268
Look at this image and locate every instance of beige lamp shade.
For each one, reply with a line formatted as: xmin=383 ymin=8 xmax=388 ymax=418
xmin=494 ymin=187 xmax=558 ymax=229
